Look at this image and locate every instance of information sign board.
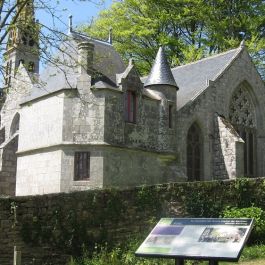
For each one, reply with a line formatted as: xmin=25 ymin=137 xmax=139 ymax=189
xmin=135 ymin=218 xmax=253 ymax=261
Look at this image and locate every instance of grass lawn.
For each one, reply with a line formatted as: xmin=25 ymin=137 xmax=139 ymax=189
xmin=184 ymin=259 xmax=265 ymax=265
xmin=173 ymin=245 xmax=265 ymax=265
xmin=214 ymin=244 xmax=265 ymax=265
xmin=69 ymin=244 xmax=265 ymax=265
xmin=222 ymin=259 xmax=265 ymax=265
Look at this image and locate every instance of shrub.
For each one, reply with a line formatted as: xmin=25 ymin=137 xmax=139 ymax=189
xmin=222 ymin=206 xmax=265 ymax=244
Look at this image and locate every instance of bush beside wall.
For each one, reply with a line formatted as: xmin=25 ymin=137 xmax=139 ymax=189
xmin=0 ymin=177 xmax=265 ymax=265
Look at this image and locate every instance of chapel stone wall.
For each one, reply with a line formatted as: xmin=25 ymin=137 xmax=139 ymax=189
xmin=104 ymin=89 xmax=161 ymax=151
xmin=17 ymin=94 xmax=64 ymax=152
xmin=16 ymin=150 xmax=62 ymax=195
xmin=62 ymin=90 xmax=105 ymax=144
xmin=0 ymin=135 xmax=18 ymax=196
xmin=60 ymin=146 xmax=104 ymax=192
xmin=213 ymin=115 xmax=244 ymax=179
xmin=102 ymin=146 xmax=185 ymax=188
xmin=176 ymin=48 xmax=265 ymax=180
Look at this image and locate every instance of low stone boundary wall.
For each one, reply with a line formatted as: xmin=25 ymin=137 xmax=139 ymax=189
xmin=0 ymin=177 xmax=265 ymax=265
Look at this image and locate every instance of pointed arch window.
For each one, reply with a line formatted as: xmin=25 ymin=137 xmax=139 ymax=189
xmin=28 ymin=62 xmax=35 ymax=72
xmin=29 ymin=38 xmax=35 ymax=47
xmin=187 ymin=123 xmax=203 ymax=181
xmin=18 ymin=59 xmax=25 ymax=67
xmin=22 ymin=34 xmax=28 ymax=45
xmin=5 ymin=61 xmax=12 ymax=86
xmin=229 ymin=85 xmax=256 ymax=177
xmin=5 ymin=62 xmax=10 ymax=85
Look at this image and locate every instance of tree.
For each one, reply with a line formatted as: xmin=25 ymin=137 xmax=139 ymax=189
xmin=84 ymin=0 xmax=265 ymax=77
xmin=204 ymin=0 xmax=265 ymax=78
xmin=0 ymin=0 xmax=103 ymax=88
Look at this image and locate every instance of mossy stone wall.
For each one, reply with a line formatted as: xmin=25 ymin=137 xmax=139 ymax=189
xmin=1 ymin=178 xmax=265 ymax=265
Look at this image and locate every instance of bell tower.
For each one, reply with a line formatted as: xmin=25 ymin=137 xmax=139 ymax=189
xmin=4 ymin=0 xmax=39 ymax=87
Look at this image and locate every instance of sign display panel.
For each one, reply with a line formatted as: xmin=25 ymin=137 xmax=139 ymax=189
xmin=135 ymin=218 xmax=253 ymax=261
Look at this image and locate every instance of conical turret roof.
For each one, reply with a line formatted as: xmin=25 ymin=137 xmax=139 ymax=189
xmin=144 ymin=47 xmax=178 ymax=89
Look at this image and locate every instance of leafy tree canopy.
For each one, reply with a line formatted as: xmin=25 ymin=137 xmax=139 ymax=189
xmin=82 ymin=0 xmax=265 ymax=77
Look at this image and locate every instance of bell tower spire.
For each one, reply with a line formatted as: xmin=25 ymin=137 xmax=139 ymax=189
xmin=4 ymin=0 xmax=39 ymax=87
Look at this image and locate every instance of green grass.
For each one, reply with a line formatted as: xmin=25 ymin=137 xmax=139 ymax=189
xmin=68 ymin=244 xmax=265 ymax=265
xmin=235 ymin=260 xmax=265 ymax=264
xmin=221 ymin=244 xmax=265 ymax=264
xmin=238 ymin=244 xmax=265 ymax=261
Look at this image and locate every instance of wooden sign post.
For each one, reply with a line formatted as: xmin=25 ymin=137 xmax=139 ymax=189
xmin=13 ymin=246 xmax=21 ymax=265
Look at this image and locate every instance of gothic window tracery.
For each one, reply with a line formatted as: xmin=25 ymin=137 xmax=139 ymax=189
xmin=229 ymin=85 xmax=256 ymax=177
xmin=229 ymin=87 xmax=256 ymax=128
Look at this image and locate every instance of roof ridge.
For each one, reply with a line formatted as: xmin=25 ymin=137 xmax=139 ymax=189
xmin=212 ymin=46 xmax=243 ymax=82
xmin=69 ymin=30 xmax=113 ymax=46
xmin=187 ymin=46 xmax=243 ymax=104
xmin=172 ymin=47 xmax=241 ymax=71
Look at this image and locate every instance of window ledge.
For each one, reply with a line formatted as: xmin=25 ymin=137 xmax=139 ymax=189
xmin=73 ymin=180 xmax=90 ymax=186
xmin=125 ymin=121 xmax=136 ymax=125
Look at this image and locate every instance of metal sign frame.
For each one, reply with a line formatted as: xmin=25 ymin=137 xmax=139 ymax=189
xmin=135 ymin=218 xmax=254 ymax=264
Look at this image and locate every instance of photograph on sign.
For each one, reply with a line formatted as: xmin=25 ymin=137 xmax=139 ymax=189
xmin=135 ymin=218 xmax=253 ymax=261
xmin=199 ymin=227 xmax=247 ymax=243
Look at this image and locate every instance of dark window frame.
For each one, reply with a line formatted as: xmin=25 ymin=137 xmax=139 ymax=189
xmin=125 ymin=90 xmax=137 ymax=123
xmin=74 ymin=152 xmax=90 ymax=181
xmin=169 ymin=105 xmax=173 ymax=128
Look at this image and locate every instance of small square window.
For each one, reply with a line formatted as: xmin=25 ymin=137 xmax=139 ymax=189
xmin=125 ymin=91 xmax=136 ymax=123
xmin=74 ymin=152 xmax=90 ymax=181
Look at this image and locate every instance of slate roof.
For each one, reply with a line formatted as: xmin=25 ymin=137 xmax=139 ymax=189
xmin=22 ymin=34 xmax=243 ymax=109
xmin=174 ymin=47 xmax=242 ymax=110
xmin=21 ymin=31 xmax=125 ymax=104
xmin=144 ymin=47 xmax=178 ymax=89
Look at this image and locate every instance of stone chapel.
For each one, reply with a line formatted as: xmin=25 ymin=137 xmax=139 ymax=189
xmin=0 ymin=2 xmax=265 ymax=196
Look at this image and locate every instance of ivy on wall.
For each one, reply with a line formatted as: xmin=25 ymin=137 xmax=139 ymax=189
xmin=6 ymin=178 xmax=265 ymax=257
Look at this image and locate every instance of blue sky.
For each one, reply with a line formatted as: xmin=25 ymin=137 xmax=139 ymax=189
xmin=37 ymin=0 xmax=113 ymax=33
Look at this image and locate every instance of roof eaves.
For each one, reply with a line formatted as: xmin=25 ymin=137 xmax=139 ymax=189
xmin=171 ymin=47 xmax=240 ymax=72
xmin=20 ymin=87 xmax=76 ymax=106
xmin=68 ymin=30 xmax=113 ymax=47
